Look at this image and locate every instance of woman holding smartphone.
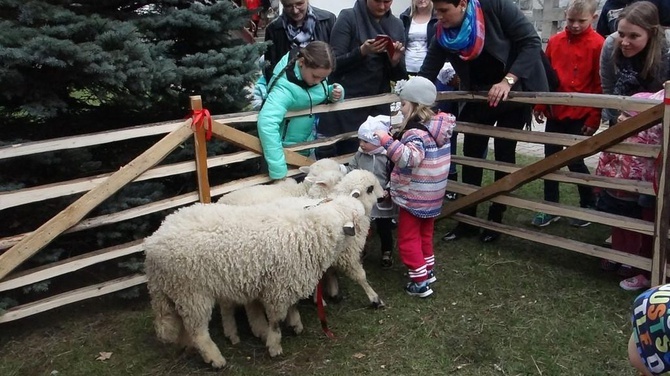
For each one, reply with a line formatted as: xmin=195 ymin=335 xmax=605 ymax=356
xmin=315 ymin=0 xmax=408 ymax=158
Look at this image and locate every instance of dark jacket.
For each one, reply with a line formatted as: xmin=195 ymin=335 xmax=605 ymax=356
xmin=399 ymin=7 xmax=438 ymax=49
xmin=263 ymin=7 xmax=336 ymax=81
xmin=317 ymin=0 xmax=407 ymax=141
xmin=596 ymin=0 xmax=670 ymax=37
xmin=418 ymin=0 xmax=548 ymax=93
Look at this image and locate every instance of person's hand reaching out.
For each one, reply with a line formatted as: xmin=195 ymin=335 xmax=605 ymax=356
xmin=330 ymin=84 xmax=343 ymax=102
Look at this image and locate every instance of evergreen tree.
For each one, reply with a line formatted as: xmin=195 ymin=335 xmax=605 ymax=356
xmin=0 ymin=0 xmax=265 ymax=130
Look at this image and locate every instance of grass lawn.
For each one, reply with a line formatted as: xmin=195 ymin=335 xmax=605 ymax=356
xmin=0 ymin=155 xmax=642 ymax=376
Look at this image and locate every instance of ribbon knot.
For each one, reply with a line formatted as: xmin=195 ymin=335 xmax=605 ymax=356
xmin=187 ymin=109 xmax=213 ymax=140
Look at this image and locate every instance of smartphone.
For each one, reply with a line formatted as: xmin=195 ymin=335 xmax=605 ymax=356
xmin=374 ymin=34 xmax=395 ymax=57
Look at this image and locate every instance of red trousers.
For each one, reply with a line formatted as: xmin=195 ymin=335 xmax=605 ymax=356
xmin=612 ymin=207 xmax=655 ymax=259
xmin=397 ymin=207 xmax=435 ymax=283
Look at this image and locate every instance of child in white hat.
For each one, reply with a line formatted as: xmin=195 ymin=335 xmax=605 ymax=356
xmin=347 ymin=115 xmax=397 ymax=268
xmin=373 ymin=76 xmax=456 ymax=298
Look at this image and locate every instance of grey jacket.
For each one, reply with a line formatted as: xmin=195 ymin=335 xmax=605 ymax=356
xmin=347 ymin=151 xmax=396 ymax=218
xmin=418 ymin=0 xmax=547 ymax=93
xmin=600 ymin=29 xmax=670 ymax=122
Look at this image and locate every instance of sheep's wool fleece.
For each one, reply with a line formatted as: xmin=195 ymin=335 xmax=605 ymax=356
xmin=217 ymin=178 xmax=306 ymax=205
xmin=144 ymin=196 xmax=366 ymax=307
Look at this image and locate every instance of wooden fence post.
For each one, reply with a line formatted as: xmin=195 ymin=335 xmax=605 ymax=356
xmin=651 ymin=83 xmax=670 ymax=285
xmin=190 ymin=96 xmax=211 ymax=204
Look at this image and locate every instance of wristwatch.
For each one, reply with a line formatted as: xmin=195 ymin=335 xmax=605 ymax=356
xmin=504 ymin=75 xmax=516 ymax=86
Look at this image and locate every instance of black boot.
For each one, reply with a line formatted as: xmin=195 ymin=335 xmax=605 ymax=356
xmin=480 ymin=205 xmax=503 ymax=243
xmin=442 ymin=222 xmax=479 ymax=242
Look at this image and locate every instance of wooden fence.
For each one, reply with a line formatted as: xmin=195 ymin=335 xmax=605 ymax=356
xmin=0 ymin=87 xmax=668 ymax=323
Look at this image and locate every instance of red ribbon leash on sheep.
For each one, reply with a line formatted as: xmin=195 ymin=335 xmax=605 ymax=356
xmin=316 ymin=280 xmax=335 ymax=339
xmin=186 ymin=109 xmax=213 ymax=141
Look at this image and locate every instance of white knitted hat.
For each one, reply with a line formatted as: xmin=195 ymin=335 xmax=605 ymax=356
xmin=395 ymin=76 xmax=437 ymax=106
xmin=357 ymin=115 xmax=390 ymax=146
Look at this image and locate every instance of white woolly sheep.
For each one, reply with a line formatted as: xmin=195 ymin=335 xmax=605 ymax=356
xmin=216 ymin=158 xmax=344 ymax=205
xmin=144 ymin=172 xmax=384 ymax=368
xmin=222 ymin=170 xmax=387 ymax=346
xmin=220 ymin=168 xmax=384 ymax=307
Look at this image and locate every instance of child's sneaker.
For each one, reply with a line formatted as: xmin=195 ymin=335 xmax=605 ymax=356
xmin=531 ymin=212 xmax=561 ymax=227
xmin=426 ymin=270 xmax=437 ymax=284
xmin=568 ymin=217 xmax=591 ymax=227
xmin=619 ymin=274 xmax=651 ymax=291
xmin=380 ymin=251 xmax=393 ymax=269
xmin=405 ymin=281 xmax=433 ymax=298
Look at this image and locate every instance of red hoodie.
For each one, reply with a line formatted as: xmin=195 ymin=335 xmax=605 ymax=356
xmin=534 ymin=26 xmax=604 ymax=129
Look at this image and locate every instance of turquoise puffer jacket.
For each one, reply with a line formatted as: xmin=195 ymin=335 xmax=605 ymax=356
xmin=257 ymin=51 xmax=345 ymax=179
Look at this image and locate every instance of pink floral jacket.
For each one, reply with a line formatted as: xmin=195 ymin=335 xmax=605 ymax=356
xmin=596 ymin=90 xmax=663 ymax=186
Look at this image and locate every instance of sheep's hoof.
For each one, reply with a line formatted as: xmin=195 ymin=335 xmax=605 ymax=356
xmin=227 ymin=335 xmax=240 ymax=345
xmin=210 ymin=357 xmax=227 ymax=369
xmin=370 ymin=299 xmax=386 ymax=309
xmin=292 ymin=323 xmax=304 ymax=335
xmin=268 ymin=345 xmax=283 ymax=357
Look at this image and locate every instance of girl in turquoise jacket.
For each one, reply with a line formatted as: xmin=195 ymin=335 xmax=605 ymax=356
xmin=257 ymin=41 xmax=344 ymax=180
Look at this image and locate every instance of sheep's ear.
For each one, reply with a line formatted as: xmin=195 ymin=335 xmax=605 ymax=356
xmin=343 ymin=222 xmax=356 ymax=236
xmin=366 ymin=185 xmax=374 ymax=194
xmin=304 ymin=175 xmax=316 ymax=183
xmin=299 ymin=166 xmax=311 ymax=174
xmin=305 ymin=175 xmax=329 ymax=187
xmin=350 ymin=189 xmax=361 ymax=198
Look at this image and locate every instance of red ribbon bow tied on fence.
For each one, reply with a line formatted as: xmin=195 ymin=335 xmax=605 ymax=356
xmin=187 ymin=109 xmax=213 ymax=141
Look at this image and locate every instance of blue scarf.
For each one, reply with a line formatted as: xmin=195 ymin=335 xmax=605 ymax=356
xmin=435 ymin=0 xmax=485 ymax=60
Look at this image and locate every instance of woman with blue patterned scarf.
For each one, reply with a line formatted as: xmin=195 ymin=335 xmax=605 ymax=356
xmin=418 ymin=0 xmax=548 ymax=243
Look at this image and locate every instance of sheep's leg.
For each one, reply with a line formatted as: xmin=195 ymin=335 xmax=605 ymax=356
xmin=177 ymin=323 xmax=194 ymax=349
xmin=218 ymin=301 xmax=240 ymax=345
xmin=177 ymin=296 xmax=226 ymax=369
xmin=262 ymin=303 xmax=289 ymax=357
xmin=149 ymin=288 xmax=184 ymax=344
xmin=285 ymin=304 xmax=303 ymax=335
xmin=245 ymin=300 xmax=269 ymax=341
xmin=337 ymin=258 xmax=385 ymax=309
xmin=323 ymin=267 xmax=341 ymax=301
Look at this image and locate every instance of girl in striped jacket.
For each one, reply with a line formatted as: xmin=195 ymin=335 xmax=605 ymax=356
xmin=374 ymin=76 xmax=455 ymax=298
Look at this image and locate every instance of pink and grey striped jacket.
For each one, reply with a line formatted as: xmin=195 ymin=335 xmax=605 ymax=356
xmin=378 ymin=112 xmax=455 ymax=218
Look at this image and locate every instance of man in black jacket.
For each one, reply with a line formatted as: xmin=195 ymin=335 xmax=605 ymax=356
xmin=262 ymin=0 xmax=336 ymax=80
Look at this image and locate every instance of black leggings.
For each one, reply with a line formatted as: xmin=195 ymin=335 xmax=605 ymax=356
xmin=458 ymin=101 xmax=531 ymax=221
xmin=375 ymin=217 xmax=394 ymax=253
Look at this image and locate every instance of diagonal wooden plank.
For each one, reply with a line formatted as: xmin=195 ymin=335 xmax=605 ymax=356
xmin=441 ymin=103 xmax=664 ymax=217
xmin=0 ymin=125 xmax=194 ymax=280
xmin=210 ymin=120 xmax=313 ymax=167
